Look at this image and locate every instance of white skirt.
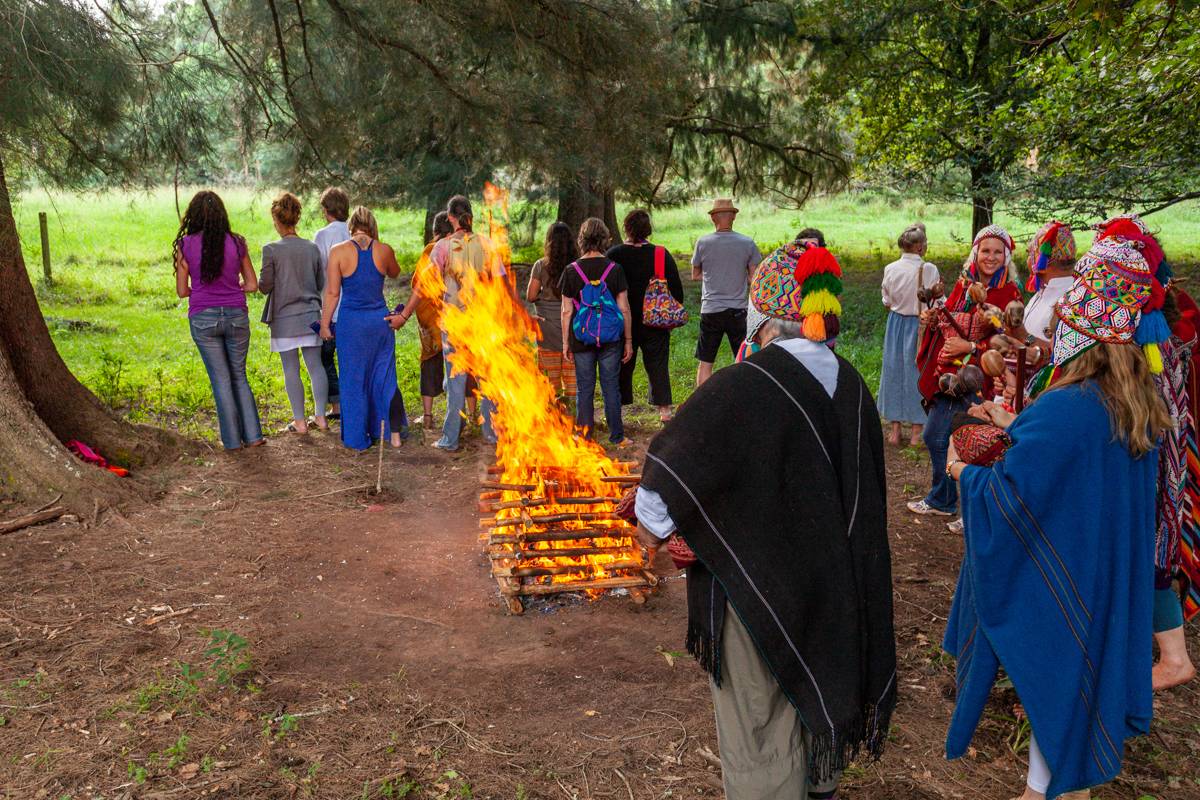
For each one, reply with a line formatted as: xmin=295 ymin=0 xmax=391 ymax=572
xmin=270 ymin=333 xmax=322 ymax=353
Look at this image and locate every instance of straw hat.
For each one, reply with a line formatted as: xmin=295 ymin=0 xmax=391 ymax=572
xmin=708 ymin=198 xmax=739 ymax=216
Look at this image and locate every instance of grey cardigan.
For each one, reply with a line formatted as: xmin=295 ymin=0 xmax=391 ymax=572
xmin=259 ymin=237 xmax=324 ymax=338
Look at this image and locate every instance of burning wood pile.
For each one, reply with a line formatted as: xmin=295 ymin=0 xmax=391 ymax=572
xmin=479 ymin=464 xmax=655 ymax=615
xmin=418 ymin=183 xmax=658 ymax=613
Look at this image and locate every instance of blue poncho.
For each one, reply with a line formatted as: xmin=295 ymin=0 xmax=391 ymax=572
xmin=944 ymin=381 xmax=1155 ymax=798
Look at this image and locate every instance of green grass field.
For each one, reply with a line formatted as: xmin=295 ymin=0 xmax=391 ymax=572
xmin=14 ymin=186 xmax=1200 ymax=443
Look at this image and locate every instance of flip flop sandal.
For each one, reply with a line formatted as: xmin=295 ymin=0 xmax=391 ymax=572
xmin=280 ymin=422 xmax=307 ymax=434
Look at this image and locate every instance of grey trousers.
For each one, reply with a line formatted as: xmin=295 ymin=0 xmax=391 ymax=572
xmin=279 ymin=346 xmax=329 ymax=421
xmin=709 ymin=604 xmax=840 ymax=800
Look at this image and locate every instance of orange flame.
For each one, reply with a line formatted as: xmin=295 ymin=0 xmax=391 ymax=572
xmin=421 ymin=186 xmax=643 ymax=593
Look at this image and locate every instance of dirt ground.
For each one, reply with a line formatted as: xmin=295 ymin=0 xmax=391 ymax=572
xmin=1 ymin=423 xmax=1198 ymax=800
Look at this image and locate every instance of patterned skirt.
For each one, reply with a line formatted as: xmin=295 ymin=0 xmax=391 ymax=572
xmin=538 ymin=349 xmax=577 ymax=401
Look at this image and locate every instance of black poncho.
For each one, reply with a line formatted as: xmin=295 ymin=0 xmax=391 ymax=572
xmin=642 ymin=344 xmax=896 ymax=779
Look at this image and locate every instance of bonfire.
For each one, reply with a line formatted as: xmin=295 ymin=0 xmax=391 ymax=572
xmin=421 ymin=187 xmax=656 ymax=614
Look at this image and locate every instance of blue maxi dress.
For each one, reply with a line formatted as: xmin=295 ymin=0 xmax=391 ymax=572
xmin=338 ymin=241 xmax=402 ymax=451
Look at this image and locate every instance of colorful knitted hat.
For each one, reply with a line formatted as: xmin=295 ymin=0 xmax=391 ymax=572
xmin=1024 ymin=221 xmax=1075 ymax=292
xmin=964 ymin=224 xmax=1017 ymax=288
xmin=736 ymin=298 xmax=772 ymax=362
xmin=1093 ymin=214 xmax=1164 ymax=271
xmin=746 ymin=300 xmax=770 ymax=343
xmin=750 ymin=242 xmax=843 ymax=341
xmin=1048 ymin=238 xmax=1152 ymax=369
xmin=1089 ymin=215 xmax=1172 ymax=372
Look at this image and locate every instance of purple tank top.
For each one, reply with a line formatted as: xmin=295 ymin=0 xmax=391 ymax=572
xmin=181 ymin=232 xmax=248 ymax=316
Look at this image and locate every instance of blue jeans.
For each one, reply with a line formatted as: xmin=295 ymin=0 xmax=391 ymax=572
xmin=922 ymin=394 xmax=974 ymax=513
xmin=438 ymin=339 xmax=495 ymax=450
xmin=574 ymin=342 xmax=623 ymax=443
xmin=189 ymin=307 xmax=263 ymax=450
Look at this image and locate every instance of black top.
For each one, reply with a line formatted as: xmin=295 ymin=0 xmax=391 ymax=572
xmin=558 ymin=256 xmax=629 ymax=352
xmin=605 ymin=242 xmax=685 ymax=332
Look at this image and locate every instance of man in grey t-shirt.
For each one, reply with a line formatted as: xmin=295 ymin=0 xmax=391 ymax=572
xmin=690 ymin=198 xmax=762 ymax=386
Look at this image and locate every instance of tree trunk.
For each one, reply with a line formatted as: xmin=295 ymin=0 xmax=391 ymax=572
xmin=601 ymin=185 xmax=619 ymax=244
xmin=969 ymin=161 xmax=995 ymax=236
xmin=557 ymin=174 xmax=619 ymax=243
xmin=422 ymin=206 xmax=436 ymax=245
xmin=971 ymin=195 xmax=995 ymax=237
xmin=0 ymin=151 xmax=176 ymax=509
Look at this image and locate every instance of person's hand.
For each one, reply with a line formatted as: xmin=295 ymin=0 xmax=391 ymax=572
xmin=622 ymin=339 xmax=633 ymax=364
xmin=919 ymin=308 xmax=934 ymax=326
xmin=319 ymin=323 xmax=333 ymax=341
xmin=942 ymin=337 xmax=974 ymax=358
xmin=969 ymin=399 xmax=1015 ymax=429
xmin=384 ymin=312 xmax=407 ymax=330
xmin=982 ymin=401 xmax=1016 ymax=429
xmin=635 ymin=522 xmax=662 ymax=563
xmin=563 ymin=346 xmax=573 ymax=364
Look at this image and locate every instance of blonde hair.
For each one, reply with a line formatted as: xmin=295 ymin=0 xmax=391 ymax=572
xmin=348 ymin=206 xmax=378 ymax=240
xmin=270 ymin=191 xmax=302 ymax=228
xmin=898 ymin=223 xmax=927 ymax=253
xmin=1049 ymin=342 xmax=1171 ymax=457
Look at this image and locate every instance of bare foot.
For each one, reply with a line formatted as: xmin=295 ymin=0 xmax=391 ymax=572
xmin=1010 ymin=789 xmax=1045 ymax=800
xmin=1153 ymin=657 xmax=1196 ymax=690
xmin=313 ymin=416 xmax=328 ymax=431
xmin=390 ymin=432 xmax=403 ymax=448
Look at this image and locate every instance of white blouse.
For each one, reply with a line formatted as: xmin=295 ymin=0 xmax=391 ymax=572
xmin=881 ymin=253 xmax=942 ymax=316
xmin=1023 ymin=276 xmax=1074 ymax=342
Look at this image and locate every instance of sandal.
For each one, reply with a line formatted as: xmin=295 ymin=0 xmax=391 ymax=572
xmin=280 ymin=422 xmax=308 ymax=434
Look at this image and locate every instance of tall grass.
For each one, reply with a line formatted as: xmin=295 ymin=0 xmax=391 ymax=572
xmin=12 ymin=186 xmax=1200 ymax=442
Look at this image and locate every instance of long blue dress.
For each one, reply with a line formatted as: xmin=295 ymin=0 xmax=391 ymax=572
xmin=338 ymin=240 xmax=402 ymax=451
xmin=944 ymin=381 xmax=1155 ymax=798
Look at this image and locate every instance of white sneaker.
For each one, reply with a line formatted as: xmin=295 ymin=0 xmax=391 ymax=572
xmin=906 ymin=499 xmax=953 ymax=517
xmin=947 ymin=518 xmax=964 ymax=533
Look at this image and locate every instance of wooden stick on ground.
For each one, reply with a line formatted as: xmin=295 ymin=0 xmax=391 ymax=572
xmin=376 ymin=420 xmax=386 ymax=494
xmin=0 ymin=506 xmax=67 ymax=536
xmin=143 ymin=607 xmax=195 ymax=626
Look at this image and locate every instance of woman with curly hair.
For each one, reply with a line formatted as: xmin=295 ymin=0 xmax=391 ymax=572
xmin=173 ymin=190 xmax=264 ymax=450
xmin=606 ymin=209 xmax=684 ymax=422
xmin=526 ymin=221 xmax=579 ymax=403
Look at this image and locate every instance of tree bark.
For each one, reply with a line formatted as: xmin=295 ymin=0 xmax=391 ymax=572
xmin=969 ymin=161 xmax=995 ymax=236
xmin=422 ymin=206 xmax=436 ymax=245
xmin=0 ymin=151 xmax=176 ymax=509
xmin=556 ymin=174 xmax=619 ymax=242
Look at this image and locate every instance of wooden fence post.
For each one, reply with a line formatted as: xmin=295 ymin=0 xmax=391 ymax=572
xmin=38 ymin=212 xmax=51 ymax=284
